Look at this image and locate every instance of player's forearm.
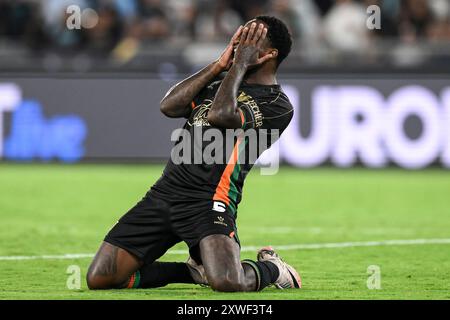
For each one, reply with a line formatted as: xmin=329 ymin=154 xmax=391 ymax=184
xmin=208 ymin=63 xmax=247 ymax=128
xmin=160 ymin=62 xmax=223 ymax=118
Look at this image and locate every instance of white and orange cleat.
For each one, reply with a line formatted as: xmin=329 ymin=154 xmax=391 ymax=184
xmin=257 ymin=246 xmax=302 ymax=289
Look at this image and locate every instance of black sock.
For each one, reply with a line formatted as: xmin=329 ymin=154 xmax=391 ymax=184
xmin=128 ymin=262 xmax=195 ymax=289
xmin=242 ymin=260 xmax=279 ymax=291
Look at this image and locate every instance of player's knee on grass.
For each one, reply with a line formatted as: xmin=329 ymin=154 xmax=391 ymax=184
xmin=86 ymin=269 xmax=127 ymax=290
xmin=208 ymin=273 xmax=245 ymax=292
xmin=86 ymin=259 xmax=131 ymax=290
xmin=206 ymin=263 xmax=256 ymax=292
xmin=86 ymin=242 xmax=141 ymax=290
xmin=200 ymin=235 xmax=256 ymax=292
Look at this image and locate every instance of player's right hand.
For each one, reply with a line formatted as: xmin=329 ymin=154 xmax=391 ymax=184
xmin=216 ymin=25 xmax=244 ymax=72
xmin=234 ymin=22 xmax=271 ymax=69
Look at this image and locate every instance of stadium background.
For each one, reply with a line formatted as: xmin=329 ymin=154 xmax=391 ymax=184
xmin=0 ymin=0 xmax=450 ymax=300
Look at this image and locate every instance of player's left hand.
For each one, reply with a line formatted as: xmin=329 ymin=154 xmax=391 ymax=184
xmin=216 ymin=25 xmax=244 ymax=72
xmin=234 ymin=22 xmax=272 ymax=69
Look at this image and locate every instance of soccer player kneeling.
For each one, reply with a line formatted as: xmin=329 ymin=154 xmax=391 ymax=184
xmin=87 ymin=16 xmax=301 ymax=292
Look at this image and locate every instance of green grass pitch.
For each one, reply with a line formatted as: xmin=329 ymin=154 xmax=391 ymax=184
xmin=0 ymin=164 xmax=449 ymax=300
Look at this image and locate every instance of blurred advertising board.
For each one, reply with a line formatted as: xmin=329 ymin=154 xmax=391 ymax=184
xmin=0 ymin=75 xmax=449 ymax=169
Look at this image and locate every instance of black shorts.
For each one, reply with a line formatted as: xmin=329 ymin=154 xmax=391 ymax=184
xmin=104 ymin=190 xmax=239 ymax=264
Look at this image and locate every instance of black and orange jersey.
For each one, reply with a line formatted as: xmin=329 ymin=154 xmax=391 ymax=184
xmin=151 ymin=80 xmax=293 ymax=214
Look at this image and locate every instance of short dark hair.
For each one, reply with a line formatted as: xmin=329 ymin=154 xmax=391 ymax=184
xmin=255 ymin=15 xmax=292 ymax=67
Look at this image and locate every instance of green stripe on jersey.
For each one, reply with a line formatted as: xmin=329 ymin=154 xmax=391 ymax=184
xmin=227 ymin=137 xmax=248 ymax=214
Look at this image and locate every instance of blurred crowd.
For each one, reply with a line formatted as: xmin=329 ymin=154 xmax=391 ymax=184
xmin=1 ymin=0 xmax=450 ymax=65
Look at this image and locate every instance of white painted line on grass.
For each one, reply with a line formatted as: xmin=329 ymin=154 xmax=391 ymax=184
xmin=1 ymin=238 xmax=449 ymax=261
xmin=0 ymin=253 xmax=95 ymax=261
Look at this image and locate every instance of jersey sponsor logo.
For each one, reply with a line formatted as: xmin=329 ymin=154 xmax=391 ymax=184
xmin=238 ymin=92 xmax=263 ymax=128
xmin=212 ymin=201 xmax=226 ymax=213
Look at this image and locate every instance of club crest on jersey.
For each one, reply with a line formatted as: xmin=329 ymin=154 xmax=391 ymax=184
xmin=191 ymin=100 xmax=212 ymax=127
